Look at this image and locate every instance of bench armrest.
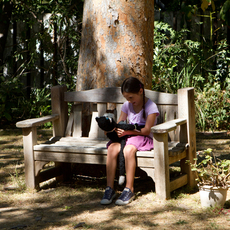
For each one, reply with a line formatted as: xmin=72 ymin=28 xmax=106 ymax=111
xmin=151 ymin=118 xmax=187 ymax=134
xmin=16 ymin=114 xmax=59 ymax=128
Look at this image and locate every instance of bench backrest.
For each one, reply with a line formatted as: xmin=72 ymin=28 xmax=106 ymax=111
xmin=52 ymin=87 xmax=179 ymax=141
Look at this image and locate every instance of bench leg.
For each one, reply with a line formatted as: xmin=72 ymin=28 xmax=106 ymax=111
xmin=22 ymin=127 xmax=38 ymax=189
xmin=178 ymin=88 xmax=196 ymax=188
xmin=153 ymin=132 xmax=170 ymax=200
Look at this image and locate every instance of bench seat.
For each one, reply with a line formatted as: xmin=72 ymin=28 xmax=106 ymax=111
xmin=34 ymin=138 xmax=187 ymax=162
xmin=33 ymin=138 xmax=188 ymax=193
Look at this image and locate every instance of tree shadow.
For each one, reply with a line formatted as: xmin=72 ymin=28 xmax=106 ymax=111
xmin=0 ymin=177 xmax=194 ymax=230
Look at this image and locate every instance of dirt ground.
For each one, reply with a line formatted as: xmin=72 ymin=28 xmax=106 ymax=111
xmin=1 ymin=129 xmax=230 ymax=230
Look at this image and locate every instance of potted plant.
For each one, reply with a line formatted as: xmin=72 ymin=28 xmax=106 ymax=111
xmin=188 ymin=148 xmax=230 ymax=208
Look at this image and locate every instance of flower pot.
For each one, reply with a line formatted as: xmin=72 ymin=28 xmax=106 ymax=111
xmin=199 ymin=185 xmax=228 ymax=208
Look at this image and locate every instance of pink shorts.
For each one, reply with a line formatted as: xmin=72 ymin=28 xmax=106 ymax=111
xmin=107 ymin=135 xmax=153 ymax=151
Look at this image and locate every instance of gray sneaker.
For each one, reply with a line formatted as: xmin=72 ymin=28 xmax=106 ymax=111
xmin=100 ymin=186 xmax=116 ymax=205
xmin=115 ymin=187 xmax=135 ymax=205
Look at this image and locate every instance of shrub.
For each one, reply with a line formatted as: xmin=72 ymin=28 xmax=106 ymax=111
xmin=0 ymin=76 xmax=52 ymax=128
xmin=152 ymin=21 xmax=230 ymax=131
xmin=195 ymin=82 xmax=230 ymax=132
xmin=0 ymin=76 xmax=30 ymax=128
xmin=152 ymin=21 xmax=204 ymax=93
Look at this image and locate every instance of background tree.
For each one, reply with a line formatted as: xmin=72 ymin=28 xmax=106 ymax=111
xmin=0 ymin=1 xmax=13 ymax=76
xmin=0 ymin=0 xmax=83 ymax=127
xmin=76 ymin=0 xmax=155 ymax=91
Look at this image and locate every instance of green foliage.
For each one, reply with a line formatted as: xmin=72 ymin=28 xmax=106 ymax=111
xmin=0 ymin=76 xmax=29 ymax=126
xmin=152 ymin=21 xmax=204 ymax=93
xmin=220 ymin=0 xmax=230 ymax=26
xmin=195 ymin=39 xmax=230 ymax=132
xmin=5 ymin=0 xmax=83 ymax=86
xmin=214 ymin=39 xmax=230 ymax=85
xmin=0 ymin=75 xmax=52 ymax=128
xmin=195 ymin=83 xmax=230 ymax=132
xmin=180 ymin=1 xmax=198 ymax=21
xmin=187 ymin=148 xmax=230 ymax=187
xmin=0 ymin=1 xmax=83 ymax=128
xmin=152 ymin=21 xmax=230 ymax=131
xmin=30 ymin=87 xmax=51 ymax=117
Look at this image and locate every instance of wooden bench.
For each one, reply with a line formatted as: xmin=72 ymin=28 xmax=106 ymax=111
xmin=16 ymin=85 xmax=196 ymax=200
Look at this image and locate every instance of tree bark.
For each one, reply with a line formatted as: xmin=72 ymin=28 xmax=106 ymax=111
xmin=76 ymin=0 xmax=155 ymax=91
xmin=0 ymin=2 xmax=13 ymax=74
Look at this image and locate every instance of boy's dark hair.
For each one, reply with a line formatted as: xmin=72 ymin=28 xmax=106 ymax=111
xmin=121 ymin=77 xmax=146 ymax=119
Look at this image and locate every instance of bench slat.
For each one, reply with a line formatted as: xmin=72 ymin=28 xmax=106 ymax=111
xmin=35 ymin=151 xmax=107 ymax=164
xmin=34 ymin=145 xmax=108 ymax=153
xmin=35 ymin=138 xmax=187 ymax=158
xmin=64 ymin=87 xmax=178 ymax=105
xmin=170 ymin=174 xmax=188 ymax=192
xmin=34 ymin=151 xmax=156 ymax=168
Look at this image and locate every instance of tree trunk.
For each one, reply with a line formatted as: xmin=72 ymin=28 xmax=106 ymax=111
xmin=0 ymin=2 xmax=13 ymax=75
xmin=76 ymin=0 xmax=155 ymax=91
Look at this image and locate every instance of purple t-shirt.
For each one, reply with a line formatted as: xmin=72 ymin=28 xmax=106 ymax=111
xmin=121 ymin=99 xmax=159 ymax=126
